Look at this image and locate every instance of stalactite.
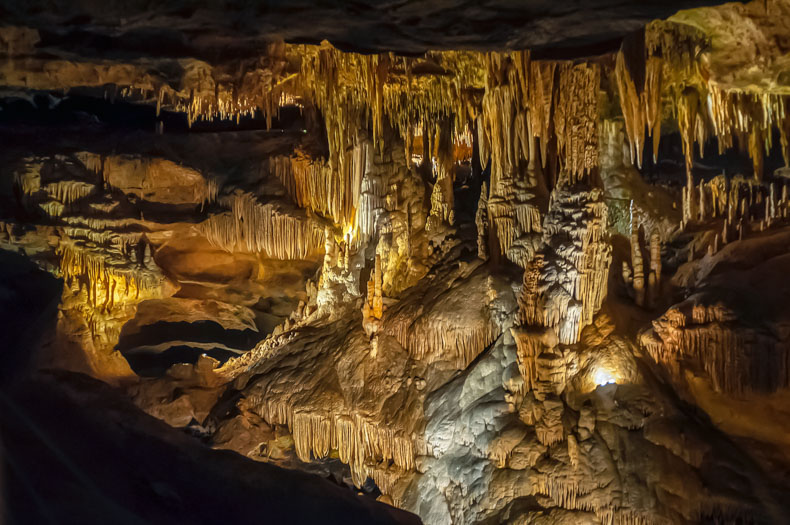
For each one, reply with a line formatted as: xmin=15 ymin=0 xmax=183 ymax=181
xmin=269 ymin=138 xmax=381 ymax=233
xmin=199 ymin=192 xmax=324 ymax=259
xmin=643 ymin=304 xmax=790 ymax=394
xmin=388 ymin=315 xmax=500 ymax=370
xmin=477 ymin=51 xmax=545 ymax=267
xmin=615 ymin=40 xmax=663 ymax=168
xmin=43 ymin=180 xmax=95 ymax=205
xmin=247 ymin=397 xmax=417 ymax=492
xmin=57 ymin=238 xmax=163 ymax=315
xmin=528 ymin=61 xmax=557 ymax=169
xmin=479 ymin=51 xmax=531 ymax=186
xmin=677 ymin=87 xmax=700 ymax=194
xmin=40 ymin=201 xmax=65 ymax=217
xmin=554 ymin=62 xmax=600 ymax=182
xmin=150 ymin=42 xmax=289 ymax=126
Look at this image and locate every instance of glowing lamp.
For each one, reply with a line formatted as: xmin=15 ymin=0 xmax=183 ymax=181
xmin=592 ymin=367 xmax=617 ymax=387
xmin=343 ymin=219 xmax=356 ymax=244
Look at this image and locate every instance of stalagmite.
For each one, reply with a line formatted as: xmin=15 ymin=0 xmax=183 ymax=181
xmin=426 ymin=118 xmax=456 ymax=230
xmin=476 ymin=182 xmax=490 ymax=260
xmin=364 ymin=254 xmax=384 ymax=322
xmin=517 ymin=255 xmax=545 ymax=328
xmin=630 ymin=203 xmax=645 ymax=307
xmin=722 ymin=219 xmax=728 ymax=244
xmin=648 ymin=231 xmax=661 ymax=307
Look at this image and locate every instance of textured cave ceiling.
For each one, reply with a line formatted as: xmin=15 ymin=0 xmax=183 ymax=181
xmin=3 ymin=1 xmax=790 ymax=525
xmin=0 ymin=0 xmax=735 ymax=55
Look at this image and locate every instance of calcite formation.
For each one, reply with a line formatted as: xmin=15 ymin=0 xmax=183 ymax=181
xmin=4 ymin=1 xmax=790 ymax=524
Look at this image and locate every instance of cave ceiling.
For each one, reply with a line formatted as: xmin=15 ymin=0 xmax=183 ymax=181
xmin=3 ymin=1 xmax=790 ymax=524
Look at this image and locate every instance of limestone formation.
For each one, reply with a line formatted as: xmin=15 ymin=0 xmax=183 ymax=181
xmin=4 ymin=1 xmax=790 ymax=524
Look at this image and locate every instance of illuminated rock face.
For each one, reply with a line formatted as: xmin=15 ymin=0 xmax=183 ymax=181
xmin=5 ymin=1 xmax=790 ymax=524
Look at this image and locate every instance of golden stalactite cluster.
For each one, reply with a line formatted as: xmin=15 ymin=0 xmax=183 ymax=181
xmin=614 ymin=52 xmax=662 ymax=168
xmin=56 ymin=236 xmax=168 ymax=360
xmin=616 ymin=18 xmax=790 ymax=187
xmin=478 ymin=52 xmax=601 ymax=186
xmin=247 ymin=396 xmax=417 ymax=490
xmin=554 ymin=62 xmax=601 ymax=183
xmin=20 ymin=42 xmax=294 ymax=128
xmin=269 ymin=150 xmax=363 ymax=227
xmin=57 ymin=239 xmax=162 ymax=313
xmin=294 ymin=43 xmax=484 ymax=150
xmin=478 ymin=50 xmax=531 ymax=184
xmin=675 ymin=86 xmax=789 ymax=184
xmin=288 ymin=44 xmax=485 ymax=235
xmin=642 ymin=303 xmax=790 ymax=394
xmin=615 ymin=21 xmax=700 ymax=176
xmin=14 ymin=159 xmax=96 ymax=217
xmin=199 ymin=191 xmax=325 ymax=260
xmin=156 ymin=41 xmax=291 ymax=127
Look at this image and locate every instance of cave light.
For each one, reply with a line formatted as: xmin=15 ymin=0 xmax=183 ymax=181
xmin=592 ymin=367 xmax=617 ymax=387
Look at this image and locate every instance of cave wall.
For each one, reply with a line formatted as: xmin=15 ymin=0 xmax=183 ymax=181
xmin=3 ymin=1 xmax=790 ymax=524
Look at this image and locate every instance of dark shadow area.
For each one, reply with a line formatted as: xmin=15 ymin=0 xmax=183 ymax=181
xmin=0 ymin=248 xmax=62 ymax=386
xmin=0 ymin=94 xmax=305 ymax=134
xmin=0 ymin=248 xmax=419 ymax=525
xmin=118 ymin=320 xmax=260 ymax=353
xmin=124 ymin=345 xmax=239 ymax=377
xmin=639 ymin=128 xmax=787 ymax=187
xmin=0 ymin=0 xmax=737 ymax=56
xmin=0 ymin=371 xmax=420 ymax=525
